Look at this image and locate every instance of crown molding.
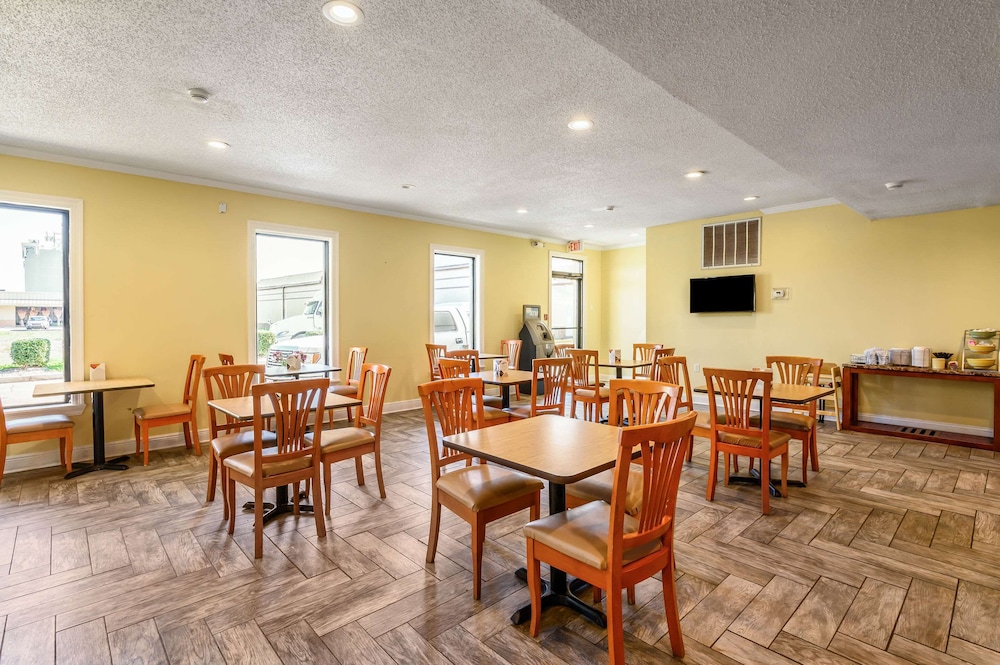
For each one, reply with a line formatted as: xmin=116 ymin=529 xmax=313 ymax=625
xmin=760 ymin=198 xmax=840 ymax=215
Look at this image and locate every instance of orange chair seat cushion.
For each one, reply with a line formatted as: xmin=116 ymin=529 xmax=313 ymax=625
xmin=5 ymin=414 xmax=73 ymax=435
xmin=436 ymin=465 xmax=544 ymax=512
xmin=574 ymin=386 xmax=611 ymax=399
xmin=523 ymin=500 xmax=661 ymax=570
xmin=211 ymin=430 xmax=277 ymax=458
xmin=223 ymin=449 xmax=312 ymax=478
xmin=306 ymin=426 xmax=375 ymax=455
xmin=330 ymin=384 xmax=358 ymax=397
xmin=566 ymin=464 xmax=644 ymax=516
xmin=133 ymin=403 xmax=191 ymax=420
xmin=755 ymin=411 xmax=815 ymax=432
xmin=718 ymin=429 xmax=791 ymax=450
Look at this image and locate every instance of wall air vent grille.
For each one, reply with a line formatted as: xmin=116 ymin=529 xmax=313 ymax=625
xmin=702 ymin=217 xmax=761 ymax=269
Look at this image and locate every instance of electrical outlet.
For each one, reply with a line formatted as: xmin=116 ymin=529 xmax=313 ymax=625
xmin=771 ymin=288 xmax=788 ymax=300
xmin=693 ymin=363 xmax=701 ymax=373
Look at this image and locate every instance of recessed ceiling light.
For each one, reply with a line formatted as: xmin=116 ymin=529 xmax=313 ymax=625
xmin=744 ymin=195 xmax=759 ymax=201
xmin=568 ymin=118 xmax=594 ymax=131
xmin=187 ymin=88 xmax=210 ymax=104
xmin=583 ymin=224 xmax=595 ymax=228
xmin=322 ymin=1 xmax=364 ymax=25
xmin=401 ymin=184 xmax=416 ymax=189
xmin=516 ymin=208 xmax=528 ymax=214
xmin=206 ymin=140 xmax=229 ymax=149
xmin=684 ymin=170 xmax=705 ymax=179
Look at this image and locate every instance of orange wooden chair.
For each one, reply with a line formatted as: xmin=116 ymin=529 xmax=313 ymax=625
xmin=632 ymin=343 xmax=663 ymax=379
xmin=133 ymin=354 xmax=205 ymax=465
xmin=438 ymin=358 xmax=509 ymax=427
xmin=767 ymin=355 xmax=823 ymax=483
xmin=203 ymin=363 xmax=271 ymax=519
xmin=330 ymin=346 xmax=367 ymax=423
xmin=418 ymin=377 xmax=543 ymax=599
xmin=425 ymin=343 xmax=447 ymax=380
xmin=306 ymin=363 xmax=391 ymax=510
xmin=567 ymin=349 xmax=609 ymax=422
xmin=704 ymin=368 xmax=789 ymax=514
xmin=525 ymin=413 xmax=696 ymax=664
xmin=218 ymin=353 xmax=235 ymax=365
xmin=225 ymin=378 xmax=328 ymax=558
xmin=505 ymin=357 xmax=571 ymax=419
xmin=0 ymin=397 xmax=74 ymax=484
xmin=500 ymin=338 xmax=523 ymax=398
xmin=653 ymin=355 xmax=712 ymax=461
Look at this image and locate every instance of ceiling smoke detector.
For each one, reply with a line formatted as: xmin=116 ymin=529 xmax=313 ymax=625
xmin=187 ymin=88 xmax=210 ymax=104
xmin=885 ymin=181 xmax=903 ymax=190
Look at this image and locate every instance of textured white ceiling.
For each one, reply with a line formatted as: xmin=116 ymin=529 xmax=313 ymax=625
xmin=0 ymin=0 xmax=995 ymax=247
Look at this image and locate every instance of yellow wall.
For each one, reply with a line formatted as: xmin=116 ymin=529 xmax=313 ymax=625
xmin=0 ymin=154 xmax=602 ymax=454
xmin=646 ymin=203 xmax=1000 ymax=428
xmin=601 ymin=245 xmax=646 ymax=353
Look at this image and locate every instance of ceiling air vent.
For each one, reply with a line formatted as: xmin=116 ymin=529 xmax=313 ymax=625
xmin=702 ymin=217 xmax=761 ymax=269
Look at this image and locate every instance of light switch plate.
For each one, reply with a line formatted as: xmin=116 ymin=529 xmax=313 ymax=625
xmin=771 ymin=288 xmax=788 ymax=300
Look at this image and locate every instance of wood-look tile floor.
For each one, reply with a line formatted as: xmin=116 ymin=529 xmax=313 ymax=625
xmin=1 ymin=412 xmax=999 ymax=664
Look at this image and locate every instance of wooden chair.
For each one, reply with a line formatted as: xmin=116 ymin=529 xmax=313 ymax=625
xmin=767 ymin=355 xmax=823 ymax=483
xmin=219 ymin=354 xmax=235 ymax=365
xmin=446 ymin=348 xmax=480 ymax=373
xmin=438 ymin=358 xmax=509 ymax=427
xmin=500 ymin=339 xmax=522 ymax=399
xmin=632 ymin=343 xmax=664 ymax=379
xmin=567 ymin=349 xmax=609 ymax=422
xmin=704 ymin=368 xmax=789 ymax=514
xmin=647 ymin=347 xmax=676 ymax=378
xmin=816 ymin=363 xmax=842 ymax=430
xmin=418 ymin=377 xmax=543 ymax=599
xmin=425 ymin=343 xmax=447 ymax=380
xmin=505 ymin=357 xmax=571 ymax=419
xmin=133 ymin=354 xmax=206 ymax=466
xmin=525 ymin=413 xmax=696 ymax=664
xmin=654 ymin=355 xmax=712 ymax=461
xmin=566 ymin=379 xmax=681 ymax=514
xmin=203 ymin=363 xmax=272 ymax=519
xmin=0 ymin=397 xmax=74 ymax=484
xmin=554 ymin=342 xmax=574 ymax=358
xmin=306 ymin=363 xmax=390 ymax=512
xmin=225 ymin=378 xmax=328 ymax=558
xmin=330 ymin=346 xmax=367 ymax=423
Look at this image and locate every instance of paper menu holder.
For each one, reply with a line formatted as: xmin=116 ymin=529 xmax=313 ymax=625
xmin=89 ymin=363 xmax=106 ymax=381
xmin=493 ymin=359 xmax=509 ymax=375
xmin=608 ymin=349 xmax=621 ymax=363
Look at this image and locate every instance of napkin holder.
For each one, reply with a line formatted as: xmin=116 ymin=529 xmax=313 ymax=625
xmin=608 ymin=349 xmax=621 ymax=363
xmin=89 ymin=363 xmax=106 ymax=381
xmin=285 ymin=354 xmax=302 ymax=371
xmin=493 ymin=359 xmax=509 ymax=376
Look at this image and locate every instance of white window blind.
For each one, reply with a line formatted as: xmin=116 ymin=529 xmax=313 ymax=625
xmin=702 ymin=217 xmax=761 ymax=269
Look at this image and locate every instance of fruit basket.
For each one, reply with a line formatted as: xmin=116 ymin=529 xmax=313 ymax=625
xmin=962 ymin=329 xmax=999 ymax=370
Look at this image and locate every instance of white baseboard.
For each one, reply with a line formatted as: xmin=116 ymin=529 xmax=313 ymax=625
xmin=3 ymin=397 xmax=426 ymax=477
xmin=857 ymin=412 xmax=993 ymax=438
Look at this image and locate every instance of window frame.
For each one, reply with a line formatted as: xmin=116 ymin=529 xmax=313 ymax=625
xmin=548 ymin=251 xmax=586 ymax=348
xmin=429 ymin=245 xmax=484 ymax=351
xmin=0 ymin=189 xmax=85 ymax=417
xmin=247 ymin=221 xmax=339 ymax=368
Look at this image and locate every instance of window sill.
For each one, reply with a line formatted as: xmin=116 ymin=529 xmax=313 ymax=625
xmin=6 ymin=398 xmax=86 ymax=419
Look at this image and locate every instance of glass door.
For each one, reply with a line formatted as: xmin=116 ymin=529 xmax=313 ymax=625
xmin=550 ymin=256 xmax=583 ymax=347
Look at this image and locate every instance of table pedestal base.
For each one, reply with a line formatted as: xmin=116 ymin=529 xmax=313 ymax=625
xmin=728 ymin=467 xmax=805 ymax=497
xmin=242 ymin=486 xmax=312 ymax=524
xmin=510 ymin=590 xmax=607 ymax=627
xmin=64 ymin=455 xmax=129 ymax=479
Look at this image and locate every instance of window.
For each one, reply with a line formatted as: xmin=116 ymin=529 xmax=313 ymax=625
xmin=550 ymin=255 xmax=584 ymax=347
xmin=249 ymin=222 xmax=338 ymax=369
xmin=431 ymin=246 xmax=482 ymax=351
xmin=0 ymin=191 xmax=83 ymax=415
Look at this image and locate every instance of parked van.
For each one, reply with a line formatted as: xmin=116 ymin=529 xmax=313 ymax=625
xmin=270 ymin=293 xmax=323 ymax=341
xmin=434 ymin=306 xmax=472 ymax=350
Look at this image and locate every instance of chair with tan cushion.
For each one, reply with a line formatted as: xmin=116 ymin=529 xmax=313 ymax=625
xmin=438 ymin=358 xmax=509 ymax=427
xmin=505 ymin=357 xmax=571 ymax=420
xmin=765 ymin=355 xmax=823 ymax=484
xmin=632 ymin=343 xmax=664 ymax=379
xmin=203 ymin=363 xmax=273 ymax=519
xmin=816 ymin=363 xmax=842 ymax=430
xmin=330 ymin=346 xmax=367 ymax=423
xmin=705 ymin=368 xmax=789 ymax=514
xmin=500 ymin=339 xmax=523 ymax=399
xmin=525 ymin=413 xmax=696 ymax=664
xmin=305 ymin=363 xmax=391 ymax=512
xmin=567 ymin=349 xmax=610 ymax=422
xmin=554 ymin=342 xmax=574 ymax=358
xmin=425 ymin=343 xmax=447 ymax=380
xmin=1 ymin=397 xmax=74 ymax=484
xmin=133 ymin=354 xmax=205 ymax=466
xmin=446 ymin=348 xmax=480 ymax=373
xmin=418 ymin=377 xmax=543 ymax=600
xmin=654 ymin=355 xmax=712 ymax=461
xmin=225 ymin=378 xmax=327 ymax=558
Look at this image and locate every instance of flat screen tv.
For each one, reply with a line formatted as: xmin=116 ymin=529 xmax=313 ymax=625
xmin=690 ymin=274 xmax=756 ymax=313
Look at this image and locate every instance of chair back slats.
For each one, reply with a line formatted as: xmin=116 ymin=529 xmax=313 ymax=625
xmin=446 ymin=349 xmax=480 ymax=374
xmin=219 ymin=354 xmax=235 ymax=366
xmin=611 ymin=413 xmax=696 ymax=555
xmin=609 ymin=379 xmax=680 ymax=427
xmin=766 ymin=356 xmax=822 ymax=386
xmin=183 ymin=355 xmax=207 ymax=406
xmin=533 ymin=357 xmax=571 ymax=413
xmin=252 ymin=378 xmax=327 ymax=464
xmin=425 ymin=344 xmax=447 ymax=380
xmin=437 ymin=358 xmax=470 ymax=378
xmin=566 ymin=349 xmax=598 ymax=389
xmin=554 ymin=342 xmax=574 ymax=358
xmin=705 ymin=368 xmax=772 ymax=434
xmin=647 ymin=347 xmax=677 ymax=380
xmin=204 ymin=364 xmax=264 ymax=436
xmin=418 ymin=378 xmax=485 ymax=477
xmin=357 ymin=364 xmax=391 ymax=430
xmin=347 ymin=346 xmax=368 ymax=385
xmin=501 ymin=339 xmax=522 ymax=368
xmin=653 ymin=355 xmax=694 ymax=412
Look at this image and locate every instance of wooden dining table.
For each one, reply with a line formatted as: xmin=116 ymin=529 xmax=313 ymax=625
xmin=263 ymin=363 xmax=341 ymax=380
xmin=598 ymin=359 xmax=651 ymax=379
xmin=444 ymin=414 xmax=620 ymax=628
xmin=207 ymin=391 xmax=361 ymax=521
xmin=470 ymin=368 xmax=534 ymax=409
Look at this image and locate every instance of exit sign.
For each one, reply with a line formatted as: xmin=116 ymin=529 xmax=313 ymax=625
xmin=567 ymin=240 xmax=583 ymax=252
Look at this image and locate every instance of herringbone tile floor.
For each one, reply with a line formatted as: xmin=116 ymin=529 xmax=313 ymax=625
xmin=0 ymin=410 xmax=999 ymax=664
